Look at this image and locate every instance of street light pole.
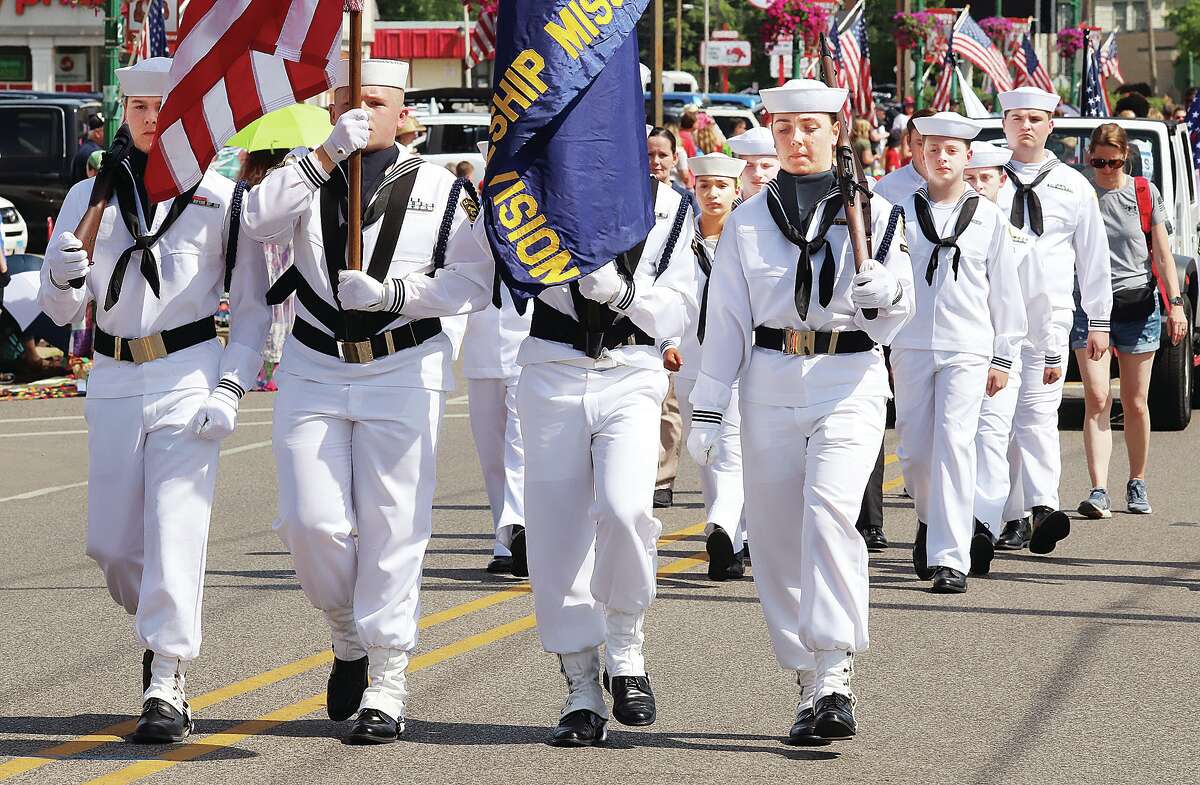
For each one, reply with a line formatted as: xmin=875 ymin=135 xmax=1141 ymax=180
xmin=654 ymin=0 xmax=665 ymax=125
xmin=703 ymin=0 xmax=710 ymax=93
xmin=103 ymin=0 xmax=121 ymax=144
xmin=675 ymin=0 xmax=682 ymax=72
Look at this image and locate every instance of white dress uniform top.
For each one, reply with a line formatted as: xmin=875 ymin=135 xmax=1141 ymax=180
xmin=516 ymin=177 xmax=695 ymax=716
xmin=38 ymin=58 xmax=270 ymax=714
xmin=670 ymin=153 xmax=747 ymax=554
xmin=689 ymin=81 xmax=915 ymax=704
xmin=891 ymin=157 xmax=1027 ymax=574
xmin=995 ymin=87 xmax=1112 ymax=517
xmin=242 ymin=59 xmax=490 ymax=724
xmin=965 ymin=142 xmax=1057 ymax=537
xmin=871 ymin=162 xmax=924 ymax=204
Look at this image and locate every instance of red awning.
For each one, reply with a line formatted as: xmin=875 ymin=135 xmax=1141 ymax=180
xmin=373 ymin=28 xmax=465 ymax=60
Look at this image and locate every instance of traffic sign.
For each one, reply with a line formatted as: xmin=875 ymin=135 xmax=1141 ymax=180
xmin=711 ymin=29 xmax=740 ymax=40
xmin=702 ymin=40 xmax=752 ymax=68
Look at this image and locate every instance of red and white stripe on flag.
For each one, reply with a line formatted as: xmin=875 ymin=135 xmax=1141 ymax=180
xmin=468 ymin=7 xmax=497 ymax=66
xmin=146 ymin=0 xmax=344 ymax=203
xmin=932 ymin=64 xmax=954 ymax=111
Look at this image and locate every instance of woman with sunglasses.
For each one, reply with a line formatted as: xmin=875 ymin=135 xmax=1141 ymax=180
xmin=1076 ymin=123 xmax=1188 ymax=519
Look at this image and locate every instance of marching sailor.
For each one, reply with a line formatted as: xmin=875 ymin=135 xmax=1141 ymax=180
xmin=517 ymin=139 xmax=696 ymax=747
xmin=727 ymin=126 xmax=781 ymax=199
xmin=688 ymin=79 xmax=914 ymax=744
xmin=964 ymin=141 xmax=1057 ymax=571
xmin=667 ymin=151 xmax=748 ymax=581
xmin=242 ymin=58 xmax=490 ymax=744
xmin=889 ymin=114 xmax=1026 ymax=593
xmin=993 ymin=87 xmax=1112 ymax=553
xmin=37 ymin=57 xmax=270 ymax=743
xmin=462 ymin=142 xmax=532 ymax=576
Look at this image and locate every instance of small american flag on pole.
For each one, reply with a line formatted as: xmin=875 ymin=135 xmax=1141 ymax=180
xmin=952 ymin=12 xmax=1014 ymax=92
xmin=1099 ymin=33 xmax=1124 ymax=84
xmin=145 ymin=0 xmax=344 ymax=203
xmin=837 ymin=2 xmax=874 ymax=119
xmin=1012 ymin=32 xmax=1054 ymax=93
xmin=932 ymin=22 xmax=956 ymax=111
xmin=467 ymin=4 xmax=498 ymax=67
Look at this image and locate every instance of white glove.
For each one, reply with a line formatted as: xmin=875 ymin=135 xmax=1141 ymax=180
xmin=686 ymin=420 xmax=722 ymax=467
xmin=577 ymin=263 xmax=626 ymax=305
xmin=336 ymin=270 xmax=395 ymax=312
xmin=321 ymin=108 xmax=370 ymax=163
xmin=851 ymin=259 xmax=900 ymax=311
xmin=49 ymin=232 xmax=90 ymax=287
xmin=188 ymin=379 xmax=242 ymax=441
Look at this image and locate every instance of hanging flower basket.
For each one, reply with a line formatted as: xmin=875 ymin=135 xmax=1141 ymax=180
xmin=978 ymin=16 xmax=1015 ymax=48
xmin=1056 ymin=27 xmax=1086 ymax=59
xmin=892 ymin=11 xmax=937 ymax=50
xmin=760 ymin=0 xmax=833 ymax=52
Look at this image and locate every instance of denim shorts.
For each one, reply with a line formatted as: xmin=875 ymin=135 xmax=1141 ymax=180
xmin=1070 ymin=290 xmax=1161 ymax=354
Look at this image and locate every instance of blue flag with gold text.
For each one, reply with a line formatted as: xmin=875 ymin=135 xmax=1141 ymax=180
xmin=482 ymin=0 xmax=654 ymax=302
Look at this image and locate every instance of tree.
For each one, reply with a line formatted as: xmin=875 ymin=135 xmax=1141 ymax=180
xmin=1168 ymin=0 xmax=1200 ymax=71
xmin=376 ymin=0 xmax=465 ymax=20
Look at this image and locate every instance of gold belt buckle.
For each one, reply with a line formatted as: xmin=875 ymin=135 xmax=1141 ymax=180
xmin=126 ymin=334 xmax=168 ymax=364
xmin=783 ymin=328 xmax=817 ymax=356
xmin=338 ymin=339 xmax=375 ymax=364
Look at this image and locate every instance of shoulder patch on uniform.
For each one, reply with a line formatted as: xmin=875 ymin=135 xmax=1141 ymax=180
xmin=461 ymin=193 xmax=480 ymax=222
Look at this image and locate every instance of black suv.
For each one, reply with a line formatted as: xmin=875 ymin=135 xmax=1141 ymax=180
xmin=0 ymin=92 xmax=103 ymax=253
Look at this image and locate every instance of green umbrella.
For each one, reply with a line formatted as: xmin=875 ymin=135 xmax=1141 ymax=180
xmin=226 ymin=103 xmax=332 ymax=152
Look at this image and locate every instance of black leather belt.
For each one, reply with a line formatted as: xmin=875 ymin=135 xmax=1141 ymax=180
xmin=754 ymin=327 xmax=876 ymax=356
xmin=528 ymin=299 xmax=653 ymax=359
xmin=291 ymin=316 xmax=442 ymax=363
xmin=95 ymin=317 xmax=217 ymax=364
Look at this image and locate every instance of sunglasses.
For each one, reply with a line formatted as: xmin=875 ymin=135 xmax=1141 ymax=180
xmin=1090 ymin=158 xmax=1126 ymax=170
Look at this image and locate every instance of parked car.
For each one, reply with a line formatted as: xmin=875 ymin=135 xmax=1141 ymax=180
xmin=1 ymin=197 xmax=28 ymax=257
xmin=976 ymin=117 xmax=1200 ymax=430
xmin=409 ymin=111 xmax=487 ymax=177
xmin=0 ymin=93 xmax=103 ymax=253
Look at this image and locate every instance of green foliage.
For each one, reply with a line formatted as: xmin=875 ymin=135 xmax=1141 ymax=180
xmin=377 ymin=0 xmax=465 ymax=21
xmin=1167 ymin=0 xmax=1200 ymax=61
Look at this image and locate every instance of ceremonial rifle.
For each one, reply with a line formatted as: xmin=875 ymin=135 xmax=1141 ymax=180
xmin=817 ymin=32 xmax=875 ymax=319
xmin=68 ymin=125 xmax=135 ymax=288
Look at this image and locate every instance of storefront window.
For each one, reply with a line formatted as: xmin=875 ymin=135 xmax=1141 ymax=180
xmin=0 ymin=47 xmax=32 ymax=83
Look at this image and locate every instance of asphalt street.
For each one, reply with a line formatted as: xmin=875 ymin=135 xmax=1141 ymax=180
xmin=0 ymin=386 xmax=1197 ymax=785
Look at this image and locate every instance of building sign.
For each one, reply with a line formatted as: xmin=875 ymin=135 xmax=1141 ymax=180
xmin=0 ymin=50 xmax=32 ymax=82
xmin=12 ymin=0 xmax=103 ymax=14
xmin=55 ymin=49 xmax=90 ymax=83
xmin=702 ymin=40 xmax=753 ymax=68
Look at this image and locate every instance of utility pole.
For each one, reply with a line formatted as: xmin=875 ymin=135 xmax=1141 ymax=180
xmin=103 ymin=0 xmax=122 ymax=144
xmin=703 ymin=0 xmax=710 ymax=92
xmin=1146 ymin=0 xmax=1159 ymax=94
xmin=675 ymin=0 xmax=682 ymax=72
xmin=653 ymin=0 xmax=664 ymax=125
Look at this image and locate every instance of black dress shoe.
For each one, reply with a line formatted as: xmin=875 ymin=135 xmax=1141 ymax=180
xmin=549 ymin=709 xmax=608 ymax=747
xmin=604 ymin=672 xmax=656 ymax=726
xmin=930 ymin=566 xmax=968 ymax=593
xmin=786 ymin=705 xmax=825 ymax=745
xmin=912 ymin=521 xmax=933 ymax=580
xmin=130 ymin=698 xmax=192 ymax=744
xmin=706 ymin=526 xmax=735 ymax=581
xmin=969 ymin=520 xmax=995 ymax=576
xmin=509 ymin=526 xmax=528 ymax=578
xmin=860 ymin=526 xmax=888 ymax=552
xmin=344 ymin=708 xmax=402 ymax=744
xmin=142 ymin=650 xmax=153 ymax=693
xmin=326 ymin=654 xmax=368 ymax=721
xmin=725 ymin=549 xmax=746 ymax=580
xmin=813 ymin=693 xmax=856 ymax=740
xmin=741 ymin=543 xmax=751 ymax=564
xmin=1029 ymin=506 xmax=1071 ymax=555
xmin=653 ymin=488 xmax=673 ymax=509
xmin=486 ymin=555 xmax=513 ymax=574
xmin=995 ymin=517 xmax=1031 ymax=550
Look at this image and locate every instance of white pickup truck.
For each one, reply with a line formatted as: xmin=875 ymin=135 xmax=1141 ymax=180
xmin=976 ymin=117 xmax=1200 ymax=431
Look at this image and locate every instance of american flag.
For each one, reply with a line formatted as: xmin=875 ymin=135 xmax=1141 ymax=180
xmin=1099 ymin=33 xmax=1124 ymax=84
xmin=829 ymin=14 xmax=851 ymax=92
xmin=837 ymin=2 xmax=874 ymax=118
xmin=932 ymin=23 xmax=956 ymax=111
xmin=1184 ymin=89 xmax=1200 ymax=162
xmin=145 ymin=0 xmax=344 ymax=202
xmin=952 ymin=12 xmax=1014 ymax=92
xmin=1081 ymin=35 xmax=1110 ymax=118
xmin=1012 ymin=32 xmax=1054 ymax=93
xmin=467 ymin=5 xmax=497 ymax=67
xmin=135 ymin=0 xmax=171 ymax=60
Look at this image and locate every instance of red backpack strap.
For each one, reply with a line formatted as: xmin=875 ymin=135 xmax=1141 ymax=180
xmin=1134 ymin=176 xmax=1152 ymax=236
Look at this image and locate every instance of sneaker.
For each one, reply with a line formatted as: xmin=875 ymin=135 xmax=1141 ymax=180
xmin=1078 ymin=488 xmax=1112 ymax=519
xmin=1126 ymin=479 xmax=1152 ymax=514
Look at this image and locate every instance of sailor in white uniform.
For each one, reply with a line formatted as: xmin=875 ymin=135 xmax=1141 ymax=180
xmin=689 ymin=79 xmax=914 ymax=744
xmin=964 ymin=141 xmax=1057 ymax=572
xmin=242 ymin=58 xmax=491 ymax=744
xmin=727 ymin=126 xmax=780 ymax=199
xmin=889 ymin=114 xmax=1026 ymax=593
xmin=666 ymin=151 xmax=748 ymax=581
xmin=516 ymin=159 xmax=696 ymax=747
xmin=871 ymin=108 xmax=933 ymax=204
xmin=992 ymin=87 xmax=1112 ymax=554
xmin=38 ymin=57 xmax=270 ymax=743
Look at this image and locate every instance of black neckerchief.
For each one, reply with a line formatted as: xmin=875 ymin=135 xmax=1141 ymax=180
xmin=338 ymin=145 xmax=399 ymax=221
xmin=1005 ymin=157 xmax=1057 ymax=236
xmin=913 ymin=187 xmax=979 ymax=285
xmin=125 ymin=147 xmax=153 ymax=221
xmin=104 ymin=156 xmax=200 ymax=310
xmin=693 ymin=234 xmax=712 ymax=343
xmin=765 ymin=169 xmax=839 ymax=320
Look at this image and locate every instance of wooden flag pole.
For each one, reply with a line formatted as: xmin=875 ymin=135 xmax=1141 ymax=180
xmin=346 ymin=0 xmax=364 ymax=271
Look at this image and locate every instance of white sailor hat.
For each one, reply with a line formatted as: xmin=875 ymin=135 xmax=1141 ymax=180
xmin=912 ymin=111 xmax=981 ymax=141
xmin=997 ymin=86 xmax=1060 ymax=113
xmin=688 ymin=152 xmax=746 ymax=179
xmin=727 ymin=126 xmax=776 ymax=157
xmin=760 ymin=79 xmax=847 ymax=115
xmin=965 ymin=140 xmax=1013 ymax=170
xmin=116 ymin=57 xmax=171 ymax=98
xmin=334 ymin=58 xmax=410 ymax=90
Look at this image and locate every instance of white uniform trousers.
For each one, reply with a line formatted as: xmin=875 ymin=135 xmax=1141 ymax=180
xmin=516 ymin=361 xmax=667 ymax=676
xmin=891 ymin=349 xmax=988 ymax=575
xmin=739 ymin=393 xmax=882 ymax=671
xmin=84 ymin=388 xmax=219 ymax=662
xmin=674 ymin=375 xmax=746 ymax=550
xmin=1005 ymin=340 xmax=1068 ymax=519
xmin=466 ymin=377 xmax=525 ymax=557
xmin=974 ymin=357 xmax=1022 ymax=537
xmin=272 ymin=372 xmax=445 ymax=654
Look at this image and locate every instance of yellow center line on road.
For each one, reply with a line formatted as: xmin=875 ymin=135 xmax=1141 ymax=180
xmin=0 ymin=522 xmax=706 ymax=782
xmin=79 ymin=542 xmax=713 ymax=785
